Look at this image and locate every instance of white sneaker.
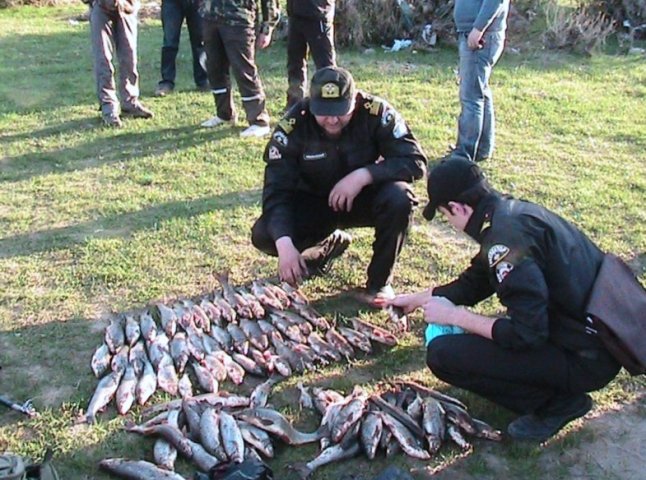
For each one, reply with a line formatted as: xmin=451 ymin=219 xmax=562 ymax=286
xmin=240 ymin=124 xmax=270 ymax=138
xmin=201 ymin=115 xmax=235 ymax=128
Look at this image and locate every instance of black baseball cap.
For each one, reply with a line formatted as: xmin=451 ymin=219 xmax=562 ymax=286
xmin=309 ymin=66 xmax=356 ymax=116
xmin=422 ymin=156 xmax=489 ymax=220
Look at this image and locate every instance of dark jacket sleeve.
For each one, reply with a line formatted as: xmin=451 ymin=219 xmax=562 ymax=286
xmin=261 ymin=128 xmax=301 ymax=241
xmin=433 ymin=254 xmax=495 ymax=306
xmin=363 ymin=99 xmax=427 ymax=184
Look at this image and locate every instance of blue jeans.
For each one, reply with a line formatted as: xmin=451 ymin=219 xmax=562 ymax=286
xmin=456 ymin=31 xmax=505 ymax=162
xmin=160 ymin=0 xmax=207 ymax=87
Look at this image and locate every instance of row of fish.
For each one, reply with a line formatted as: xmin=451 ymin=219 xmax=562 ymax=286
xmin=292 ymin=380 xmax=502 ymax=478
xmin=99 ymin=379 xmax=500 ymax=479
xmin=86 ymin=276 xmax=398 ymax=423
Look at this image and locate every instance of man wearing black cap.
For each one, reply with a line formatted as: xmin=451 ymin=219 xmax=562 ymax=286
xmin=382 ymin=157 xmax=623 ymax=442
xmin=251 ymin=66 xmax=427 ymax=298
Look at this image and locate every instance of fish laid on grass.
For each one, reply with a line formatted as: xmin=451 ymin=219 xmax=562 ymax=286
xmin=292 ymin=440 xmax=360 ymax=480
xmin=99 ymin=458 xmax=187 ymax=480
xmin=91 ymin=343 xmax=112 ymax=378
xmin=86 ymin=370 xmax=123 ymax=424
xmin=236 ymin=408 xmax=327 ymax=445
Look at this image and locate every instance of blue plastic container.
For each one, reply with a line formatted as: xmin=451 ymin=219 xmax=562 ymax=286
xmin=425 ymin=323 xmax=465 ymax=346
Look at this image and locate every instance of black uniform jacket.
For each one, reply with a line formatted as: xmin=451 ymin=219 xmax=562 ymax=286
xmin=433 ymin=194 xmax=607 ymax=353
xmin=261 ymin=91 xmax=427 ymax=242
xmin=287 ymin=0 xmax=334 ymax=21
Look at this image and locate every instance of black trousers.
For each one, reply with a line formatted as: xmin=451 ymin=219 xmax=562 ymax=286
xmin=202 ymin=20 xmax=269 ymax=126
xmin=286 ymin=16 xmax=336 ymax=109
xmin=251 ymin=182 xmax=416 ymax=291
xmin=426 ymin=333 xmax=621 ymax=415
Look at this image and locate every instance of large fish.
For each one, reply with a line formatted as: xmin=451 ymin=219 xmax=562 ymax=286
xmin=153 ymin=408 xmax=180 ymax=471
xmin=86 ymin=370 xmax=123 ymax=424
xmin=421 ymin=396 xmax=445 ymax=454
xmin=202 ymin=353 xmax=228 ymax=382
xmin=178 ymin=373 xmax=193 ymax=399
xmin=186 ymin=438 xmax=221 ymax=471
xmin=380 ymin=412 xmax=430 ymax=460
xmin=337 ymin=326 xmax=372 ymax=353
xmin=105 ymin=318 xmax=125 ymax=354
xmin=369 ymin=395 xmax=424 ymax=439
xmin=331 ymin=393 xmax=368 ymax=443
xmin=136 ymin=359 xmax=157 ymax=406
xmin=297 ymin=382 xmax=314 ymax=410
xmin=237 ymin=287 xmax=266 ymax=319
xmin=279 ymin=281 xmax=309 ymax=305
xmin=191 ymin=361 xmax=219 ymax=393
xmin=239 ymin=318 xmax=269 ymax=351
xmin=124 ymin=314 xmax=141 ymax=347
xmin=199 ymin=408 xmax=228 ymax=462
xmin=152 ymin=303 xmax=178 ymax=338
xmin=91 ymin=343 xmax=112 ymax=378
xmin=219 ymin=411 xmax=245 ymax=463
xmin=116 ymin=365 xmax=138 ymax=415
xmin=307 ymin=332 xmax=342 ymax=362
xmin=128 ymin=340 xmax=148 ymax=376
xmin=292 ymin=438 xmax=360 ymax=480
xmin=236 ymin=408 xmax=327 ymax=445
xmin=211 ymin=291 xmax=237 ymax=323
xmin=169 ymin=332 xmax=190 ymax=374
xmin=99 ymin=458 xmax=187 ymax=480
xmin=210 ymin=325 xmax=233 ymax=352
xmin=157 ymin=354 xmax=179 ymax=396
xmin=360 ymin=411 xmax=383 ymax=460
xmin=147 ymin=332 xmax=170 ymax=369
xmin=250 ymin=280 xmax=284 ymax=310
xmin=249 ymin=377 xmax=279 ymax=409
xmin=216 ymin=272 xmax=253 ymax=319
xmin=227 ymin=323 xmax=250 ymax=355
xmin=289 ymin=302 xmax=331 ymax=331
xmin=110 ymin=345 xmax=130 ymax=375
xmin=139 ymin=312 xmax=158 ymax=342
xmin=350 ymin=317 xmax=398 ymax=346
xmin=232 ymin=352 xmax=266 ymax=377
xmin=392 ymin=379 xmax=468 ymax=410
xmin=239 ymin=421 xmax=274 ymax=458
xmin=127 ymin=422 xmax=194 ymax=458
xmin=324 ymin=329 xmax=355 ymax=358
xmin=270 ymin=309 xmax=313 ymax=336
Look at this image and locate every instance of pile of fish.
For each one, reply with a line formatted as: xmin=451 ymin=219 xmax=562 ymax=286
xmin=293 ymin=380 xmax=502 ymax=478
xmin=99 ymin=380 xmax=501 ymax=479
xmin=86 ymin=275 xmax=399 ymax=423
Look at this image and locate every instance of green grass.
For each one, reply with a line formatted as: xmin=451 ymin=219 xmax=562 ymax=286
xmin=1 ymin=5 xmax=645 ymax=480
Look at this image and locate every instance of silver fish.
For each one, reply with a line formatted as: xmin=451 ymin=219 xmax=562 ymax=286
xmin=128 ymin=340 xmax=148 ymax=376
xmin=227 ymin=323 xmax=250 ymax=355
xmin=269 ymin=314 xmax=307 ymax=344
xmin=331 ymin=392 xmax=368 ymax=443
xmin=124 ymin=314 xmax=141 ymax=347
xmin=157 ymin=354 xmax=179 ymax=396
xmin=380 ymin=412 xmax=430 ymax=460
xmin=338 ymin=326 xmax=372 ymax=353
xmin=442 ymin=401 xmax=477 ymax=435
xmin=219 ymin=410 xmax=245 ymax=463
xmin=392 ymin=380 xmax=468 ymax=410
xmin=110 ymin=345 xmax=130 ymax=375
xmin=292 ymin=439 xmax=360 ymax=479
xmin=116 ymin=365 xmax=138 ymax=415
xmin=147 ymin=332 xmax=170 ymax=369
xmin=239 ymin=318 xmax=269 ymax=351
xmin=290 ymin=302 xmax=330 ymax=330
xmin=185 ymin=325 xmax=207 ymax=361
xmin=325 ymin=329 xmax=355 ymax=358
xmin=99 ymin=459 xmax=187 ymax=480
xmin=239 ymin=421 xmax=274 ymax=458
xmin=203 ymin=353 xmax=228 ymax=382
xmin=236 ymin=408 xmax=326 ymax=445
xmin=249 ymin=377 xmax=279 ymax=409
xmin=139 ymin=312 xmax=158 ymax=342
xmin=267 ymin=354 xmax=292 ymax=377
xmin=178 ymin=373 xmax=193 ymax=399
xmin=210 ymin=325 xmax=233 ymax=351
xmin=360 ymin=411 xmax=383 ymax=460
xmin=182 ymin=399 xmax=203 ymax=442
xmin=141 ymin=392 xmax=250 ymax=417
xmin=350 ymin=317 xmax=398 ymax=346
xmin=216 ymin=272 xmax=253 ymax=319
xmin=271 ymin=309 xmax=312 ymax=336
xmin=169 ymin=332 xmax=190 ymax=374
xmin=200 ymin=297 xmax=222 ymax=326
xmin=211 ymin=291 xmax=237 ymax=323
xmin=472 ymin=418 xmax=503 ymax=441
xmin=191 ymin=361 xmax=219 ymax=393
xmin=312 ymin=388 xmax=345 ymax=415
xmin=127 ymin=422 xmax=193 ymax=458
xmin=447 ymin=422 xmax=471 ymax=449
xmin=237 ymin=287 xmax=266 ymax=319
xmin=105 ymin=318 xmax=125 ymax=354
xmin=191 ymin=303 xmax=212 ymax=333
xmin=232 ymin=352 xmax=265 ymax=377
xmin=187 ymin=438 xmax=221 ymax=471
xmin=136 ymin=359 xmax=157 ymax=406
xmin=152 ymin=303 xmax=178 ymax=338
xmin=260 ymin=280 xmax=291 ymax=308
xmin=279 ymin=281 xmax=309 ymax=304
xmin=91 ymin=343 xmax=112 ymax=378
xmin=86 ymin=370 xmax=123 ymax=424
xmin=422 ymin=396 xmax=445 ymax=453
xmin=211 ymin=350 xmax=246 ymax=385
xmin=199 ymin=408 xmax=228 ymax=462
xmin=250 ymin=280 xmax=284 ymax=310
xmin=153 ymin=408 xmax=180 ymax=471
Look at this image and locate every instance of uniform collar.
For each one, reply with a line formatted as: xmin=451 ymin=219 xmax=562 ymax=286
xmin=464 ymin=193 xmax=501 ymax=242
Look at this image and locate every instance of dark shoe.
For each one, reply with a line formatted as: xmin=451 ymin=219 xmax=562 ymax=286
xmin=122 ymin=102 xmax=154 ymax=119
xmin=507 ymin=393 xmax=592 ymax=442
xmin=154 ymin=82 xmax=174 ymax=97
xmin=304 ymin=230 xmax=352 ymax=277
xmin=102 ymin=110 xmax=122 ymax=128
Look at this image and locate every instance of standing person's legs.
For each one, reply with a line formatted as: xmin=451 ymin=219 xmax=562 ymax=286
xmin=474 ymin=31 xmax=505 ymax=161
xmin=338 ymin=182 xmax=416 ymax=292
xmin=90 ymin=6 xmax=119 ymax=116
xmin=114 ymin=9 xmax=141 ymax=110
xmin=202 ymin=20 xmax=235 ymax=122
xmin=285 ymin=17 xmax=308 ymax=110
xmin=306 ymin=18 xmax=336 ymax=70
xmin=159 ymin=0 xmax=183 ymax=90
xmin=222 ymin=24 xmax=270 ymax=127
xmin=185 ymin=0 xmax=208 ymax=88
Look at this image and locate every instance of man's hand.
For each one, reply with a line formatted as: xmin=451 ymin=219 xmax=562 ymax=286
xmin=328 ymin=168 xmax=372 ymax=212
xmin=467 ymin=27 xmax=484 ymax=50
xmin=256 ymin=33 xmax=272 ymax=49
xmin=375 ymin=289 xmax=434 ymax=314
xmin=422 ymin=296 xmax=458 ymax=325
xmin=276 ymin=237 xmax=307 ymax=286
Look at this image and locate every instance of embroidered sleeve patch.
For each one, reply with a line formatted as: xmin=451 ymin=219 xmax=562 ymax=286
xmin=487 ymin=244 xmax=510 ymax=267
xmin=268 ymin=145 xmax=282 ymax=161
xmin=495 ymin=261 xmax=514 ymax=283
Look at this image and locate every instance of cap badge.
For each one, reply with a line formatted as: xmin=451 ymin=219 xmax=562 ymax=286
xmin=321 ymin=82 xmax=340 ymax=99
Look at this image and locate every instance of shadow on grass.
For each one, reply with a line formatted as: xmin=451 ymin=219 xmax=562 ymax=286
xmin=0 ymin=188 xmax=261 ymax=259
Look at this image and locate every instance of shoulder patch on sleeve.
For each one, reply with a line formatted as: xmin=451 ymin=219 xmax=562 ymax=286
xmin=267 ymin=145 xmax=282 ymax=161
xmin=272 ymin=130 xmax=289 ymax=146
xmin=495 ymin=261 xmax=514 ymax=284
xmin=277 ymin=116 xmax=297 ymax=134
xmin=487 ymin=244 xmax=510 ymax=267
xmin=362 ymin=94 xmax=384 ymax=116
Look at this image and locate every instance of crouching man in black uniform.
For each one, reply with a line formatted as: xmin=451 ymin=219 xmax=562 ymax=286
xmin=382 ymin=157 xmax=622 ymax=442
xmin=251 ymin=66 xmax=427 ymax=299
